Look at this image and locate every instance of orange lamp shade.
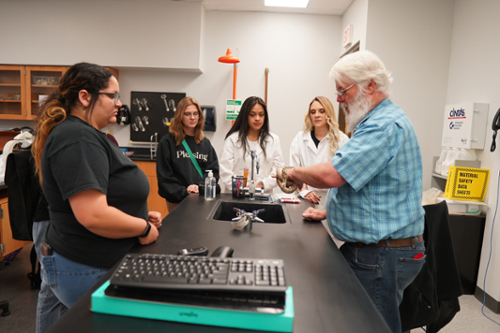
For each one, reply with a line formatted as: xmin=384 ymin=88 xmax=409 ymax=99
xmin=218 ymin=49 xmax=240 ymax=64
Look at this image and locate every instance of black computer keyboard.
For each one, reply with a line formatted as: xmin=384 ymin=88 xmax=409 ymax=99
xmin=106 ymin=253 xmax=288 ymax=313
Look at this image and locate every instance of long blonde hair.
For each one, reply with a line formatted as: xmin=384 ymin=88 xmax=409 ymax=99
xmin=302 ymin=96 xmax=342 ymax=158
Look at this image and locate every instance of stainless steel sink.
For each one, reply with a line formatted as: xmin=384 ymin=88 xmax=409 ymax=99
xmin=211 ymin=200 xmax=287 ymax=224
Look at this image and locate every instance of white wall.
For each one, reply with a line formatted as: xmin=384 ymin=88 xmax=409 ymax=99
xmin=0 ymin=0 xmax=203 ymax=70
xmin=110 ymin=10 xmax=342 ymax=164
xmin=364 ymin=0 xmax=455 ymax=191
xmin=341 ymin=0 xmax=368 ymax=53
xmin=1 ymin=4 xmax=342 ymax=166
xmin=446 ymin=0 xmax=500 ymax=302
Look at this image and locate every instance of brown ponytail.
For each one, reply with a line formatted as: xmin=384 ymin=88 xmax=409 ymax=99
xmin=32 ymin=92 xmax=67 ymax=183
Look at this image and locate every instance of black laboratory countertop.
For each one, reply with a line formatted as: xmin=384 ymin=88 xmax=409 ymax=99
xmin=45 ymin=194 xmax=391 ymax=333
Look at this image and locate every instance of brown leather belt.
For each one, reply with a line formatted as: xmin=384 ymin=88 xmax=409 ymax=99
xmin=348 ymin=234 xmax=423 ymax=248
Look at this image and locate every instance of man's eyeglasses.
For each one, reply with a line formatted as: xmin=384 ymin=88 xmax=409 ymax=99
xmin=183 ymin=112 xmax=199 ymax=118
xmin=335 ymin=83 xmax=356 ymax=98
xmin=93 ymin=92 xmax=121 ymax=104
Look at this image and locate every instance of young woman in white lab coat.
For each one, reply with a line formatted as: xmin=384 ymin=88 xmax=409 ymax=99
xmin=220 ymin=96 xmax=284 ymax=193
xmin=289 ymin=96 xmax=349 ymax=209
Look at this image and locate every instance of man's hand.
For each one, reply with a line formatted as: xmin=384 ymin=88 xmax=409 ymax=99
xmin=302 ymin=207 xmax=327 ymax=221
xmin=286 ymin=168 xmax=304 ymax=190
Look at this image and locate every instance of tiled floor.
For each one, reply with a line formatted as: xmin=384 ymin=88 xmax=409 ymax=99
xmin=1 ymin=245 xmax=500 ymax=333
xmin=0 ymin=245 xmax=37 ymax=333
xmin=411 ymin=294 xmax=500 ymax=332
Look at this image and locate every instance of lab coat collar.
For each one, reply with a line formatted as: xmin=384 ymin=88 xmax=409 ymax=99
xmin=304 ymin=131 xmax=329 ymax=155
xmin=231 ymin=132 xmax=274 ymax=159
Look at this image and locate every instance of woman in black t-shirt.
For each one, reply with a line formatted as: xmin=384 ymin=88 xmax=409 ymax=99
xmin=32 ymin=63 xmax=161 ymax=332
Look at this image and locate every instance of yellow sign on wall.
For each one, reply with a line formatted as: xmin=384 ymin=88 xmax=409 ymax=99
xmin=444 ymin=166 xmax=490 ymax=202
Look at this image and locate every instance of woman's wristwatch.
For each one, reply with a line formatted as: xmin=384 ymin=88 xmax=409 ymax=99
xmin=139 ymin=222 xmax=151 ymax=238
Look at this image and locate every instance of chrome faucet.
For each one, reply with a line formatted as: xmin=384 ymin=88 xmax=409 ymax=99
xmin=249 ymin=150 xmax=259 ymax=200
xmin=150 ymin=132 xmax=158 ymax=159
xmin=232 ymin=207 xmax=265 ymax=230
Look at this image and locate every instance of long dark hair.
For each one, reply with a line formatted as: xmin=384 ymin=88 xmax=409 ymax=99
xmin=225 ymin=96 xmax=270 ymax=159
xmin=169 ymin=97 xmax=205 ymax=146
xmin=32 ymin=62 xmax=113 ymax=182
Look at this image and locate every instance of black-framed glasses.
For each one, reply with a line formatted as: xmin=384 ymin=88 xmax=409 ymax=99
xmin=335 ymin=83 xmax=356 ymax=97
xmin=93 ymin=92 xmax=121 ymax=104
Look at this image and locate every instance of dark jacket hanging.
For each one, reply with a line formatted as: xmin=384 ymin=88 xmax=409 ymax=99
xmin=399 ymin=201 xmax=463 ymax=332
xmin=5 ymin=149 xmax=49 ymax=241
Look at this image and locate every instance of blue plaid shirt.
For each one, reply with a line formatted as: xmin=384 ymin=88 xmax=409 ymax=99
xmin=327 ymin=99 xmax=425 ymax=243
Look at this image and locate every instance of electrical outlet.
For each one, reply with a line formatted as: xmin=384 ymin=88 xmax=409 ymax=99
xmin=108 ymin=128 xmax=114 ymax=135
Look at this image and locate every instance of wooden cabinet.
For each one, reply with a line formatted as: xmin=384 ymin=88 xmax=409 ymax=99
xmin=0 ymin=65 xmax=118 ymax=121
xmin=0 ymin=65 xmax=26 ymax=119
xmin=26 ymin=66 xmax=68 ymax=119
xmin=0 ymin=65 xmax=67 ymax=120
xmin=134 ymin=161 xmax=169 ymax=218
xmin=0 ymin=193 xmax=31 ymax=264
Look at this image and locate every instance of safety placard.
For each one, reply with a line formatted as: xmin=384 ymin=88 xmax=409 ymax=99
xmin=225 ymin=100 xmax=242 ymax=121
xmin=444 ymin=166 xmax=490 ymax=202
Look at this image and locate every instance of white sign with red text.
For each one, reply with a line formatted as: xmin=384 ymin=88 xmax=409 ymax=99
xmin=343 ymin=24 xmax=353 ymax=48
xmin=441 ymin=102 xmax=489 ymax=149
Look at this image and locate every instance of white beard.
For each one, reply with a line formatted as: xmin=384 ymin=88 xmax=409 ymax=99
xmin=344 ymin=90 xmax=373 ymax=133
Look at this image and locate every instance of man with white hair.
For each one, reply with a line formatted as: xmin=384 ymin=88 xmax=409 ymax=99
xmin=285 ymin=50 xmax=425 ymax=333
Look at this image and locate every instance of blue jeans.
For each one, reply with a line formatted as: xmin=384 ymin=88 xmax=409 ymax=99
xmin=33 ymin=221 xmax=67 ymax=333
xmin=340 ymin=240 xmax=426 ymax=333
xmin=40 ymin=250 xmax=109 ymax=309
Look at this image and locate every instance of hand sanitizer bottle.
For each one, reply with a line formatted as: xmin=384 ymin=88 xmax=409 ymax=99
xmin=205 ymin=170 xmax=216 ymax=201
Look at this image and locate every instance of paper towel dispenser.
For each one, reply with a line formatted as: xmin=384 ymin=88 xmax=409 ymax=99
xmin=441 ymin=102 xmax=489 ymax=149
xmin=202 ymin=106 xmax=216 ymax=132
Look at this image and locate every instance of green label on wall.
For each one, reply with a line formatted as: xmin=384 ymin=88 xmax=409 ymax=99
xmin=225 ymin=100 xmax=242 ymax=120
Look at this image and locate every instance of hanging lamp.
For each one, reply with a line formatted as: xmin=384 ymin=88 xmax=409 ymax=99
xmin=218 ymin=48 xmax=240 ymax=100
